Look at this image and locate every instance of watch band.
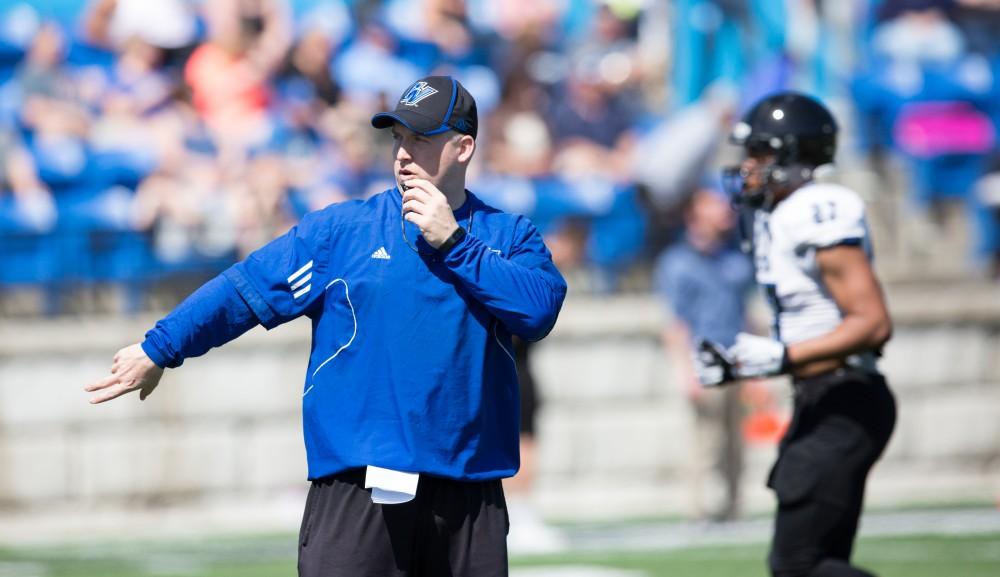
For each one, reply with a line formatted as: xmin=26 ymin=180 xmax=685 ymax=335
xmin=437 ymin=226 xmax=467 ymax=254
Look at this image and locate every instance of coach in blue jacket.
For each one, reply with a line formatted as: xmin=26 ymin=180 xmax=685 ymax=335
xmin=86 ymin=75 xmax=567 ymax=577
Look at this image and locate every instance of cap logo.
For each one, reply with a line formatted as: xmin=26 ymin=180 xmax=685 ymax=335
xmin=399 ymin=81 xmax=438 ymax=107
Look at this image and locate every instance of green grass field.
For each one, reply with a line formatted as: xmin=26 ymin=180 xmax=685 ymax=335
xmin=1 ymin=532 xmax=999 ymax=577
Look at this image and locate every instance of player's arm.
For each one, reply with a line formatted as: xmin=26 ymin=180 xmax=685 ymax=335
xmin=725 ymin=245 xmax=892 ymax=379
xmin=726 ymin=190 xmax=889 ymax=379
xmin=786 ymin=244 xmax=892 ymax=366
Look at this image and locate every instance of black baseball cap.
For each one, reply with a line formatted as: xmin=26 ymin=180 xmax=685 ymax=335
xmin=371 ymin=75 xmax=478 ymax=138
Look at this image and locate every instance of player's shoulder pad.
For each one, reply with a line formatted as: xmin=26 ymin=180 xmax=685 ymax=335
xmin=775 ymin=182 xmax=868 ymax=248
xmin=775 ymin=182 xmax=865 ymax=223
xmin=786 ymin=181 xmax=864 ymax=209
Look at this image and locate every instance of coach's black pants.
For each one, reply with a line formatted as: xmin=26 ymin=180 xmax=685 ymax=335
xmin=767 ymin=368 xmax=896 ymax=577
xmin=298 ymin=468 xmax=509 ymax=577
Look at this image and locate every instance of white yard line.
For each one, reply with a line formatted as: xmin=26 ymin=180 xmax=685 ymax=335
xmin=557 ymin=508 xmax=1000 ymax=555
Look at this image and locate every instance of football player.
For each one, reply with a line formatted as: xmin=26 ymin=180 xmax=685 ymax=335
xmin=700 ymin=92 xmax=897 ymax=577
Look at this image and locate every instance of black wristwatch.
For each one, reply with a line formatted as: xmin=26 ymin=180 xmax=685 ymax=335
xmin=437 ymin=226 xmax=467 ymax=254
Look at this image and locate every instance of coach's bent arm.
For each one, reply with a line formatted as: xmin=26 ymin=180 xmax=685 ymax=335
xmin=442 ymin=219 xmax=567 ymax=341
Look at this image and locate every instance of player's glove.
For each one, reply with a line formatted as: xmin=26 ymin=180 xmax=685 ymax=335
xmin=727 ymin=332 xmax=789 ymax=379
xmin=694 ymin=338 xmax=735 ymax=387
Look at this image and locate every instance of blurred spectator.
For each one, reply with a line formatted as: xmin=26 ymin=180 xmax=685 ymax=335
xmin=856 ymin=0 xmax=994 ymax=150
xmin=430 ymin=0 xmax=476 ymax=58
xmin=88 ymin=36 xmax=173 ymax=177
xmin=872 ymin=0 xmax=964 ymax=64
xmin=184 ymin=45 xmax=269 ymax=151
xmin=130 ymin=108 xmax=295 ymax=263
xmin=204 ymin=0 xmax=292 ymax=75
xmin=130 ymin=132 xmax=233 ymax=263
xmin=543 ymin=217 xmax=590 ymax=276
xmin=101 ymin=36 xmax=172 ymax=114
xmin=547 ymin=58 xmax=637 ymax=181
xmin=232 ymin=152 xmax=297 ymax=253
xmin=632 ymin=85 xmax=736 ymax=212
xmin=546 ymin=4 xmax=644 ymax=183
xmin=15 ymin=22 xmax=92 ymax=183
xmin=654 ymin=186 xmax=754 ymax=522
xmin=277 ymin=23 xmax=342 ymax=109
xmin=952 ymin=0 xmax=1000 ymax=58
xmin=82 ymin=0 xmax=199 ymax=52
xmin=332 ymin=18 xmax=420 ymax=106
xmin=308 ymin=102 xmax=392 ymax=205
xmin=952 ymin=0 xmax=1000 ymax=166
xmin=419 ymin=0 xmax=504 ymax=115
xmin=9 ymin=0 xmax=997 ymax=312
xmin=854 ymin=0 xmax=1000 ymax=264
xmin=486 ymin=69 xmax=553 ymax=178
xmin=570 ymin=2 xmax=643 ymax=94
xmin=0 ymin=124 xmax=55 ymax=232
xmin=15 ymin=21 xmax=85 ymax=126
xmin=185 ymin=0 xmax=291 ymax=153
xmin=422 ymin=0 xmax=498 ymax=68
xmin=267 ymin=7 xmax=351 ymax=214
xmin=470 ymin=0 xmax=566 ymax=43
xmin=271 ymin=13 xmax=344 ymax=176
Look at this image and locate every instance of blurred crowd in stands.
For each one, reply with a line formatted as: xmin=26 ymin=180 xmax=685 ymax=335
xmin=1 ymin=0 xmax=1000 ymax=314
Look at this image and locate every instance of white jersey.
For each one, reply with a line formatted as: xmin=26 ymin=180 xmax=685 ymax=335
xmin=752 ymin=182 xmax=878 ymax=372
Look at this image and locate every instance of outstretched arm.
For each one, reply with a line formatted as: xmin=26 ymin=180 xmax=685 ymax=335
xmin=86 ymin=209 xmax=334 ymax=403
xmin=85 ymin=274 xmax=259 ymax=403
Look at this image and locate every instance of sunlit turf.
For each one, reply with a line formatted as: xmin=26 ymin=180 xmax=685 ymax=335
xmin=512 ymin=533 xmax=1000 ymax=577
xmin=0 ymin=532 xmax=998 ymax=577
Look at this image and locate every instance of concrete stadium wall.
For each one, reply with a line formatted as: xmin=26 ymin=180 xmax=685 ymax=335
xmin=1 ymin=285 xmax=999 ymax=533
xmin=532 ymin=289 xmax=1000 ymax=519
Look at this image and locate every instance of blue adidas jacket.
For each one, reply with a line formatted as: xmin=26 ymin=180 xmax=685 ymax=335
xmin=141 ymin=188 xmax=567 ymax=481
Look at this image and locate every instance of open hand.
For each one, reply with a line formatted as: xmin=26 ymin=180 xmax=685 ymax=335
xmin=85 ymin=343 xmax=164 ymax=403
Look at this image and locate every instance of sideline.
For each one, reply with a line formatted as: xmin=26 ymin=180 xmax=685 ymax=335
xmin=541 ymin=507 xmax=1000 ymax=555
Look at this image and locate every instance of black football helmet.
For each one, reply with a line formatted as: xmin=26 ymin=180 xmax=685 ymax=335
xmin=723 ymin=92 xmax=838 ymax=209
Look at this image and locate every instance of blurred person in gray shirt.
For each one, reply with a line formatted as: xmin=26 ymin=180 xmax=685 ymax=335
xmin=654 ymin=185 xmax=754 ymax=521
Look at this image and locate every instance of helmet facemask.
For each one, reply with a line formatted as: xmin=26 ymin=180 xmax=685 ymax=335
xmin=721 ymin=92 xmax=838 ymax=210
xmin=724 ymin=133 xmax=822 ymax=210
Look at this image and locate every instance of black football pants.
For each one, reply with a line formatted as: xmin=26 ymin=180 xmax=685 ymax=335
xmin=298 ymin=468 xmax=509 ymax=577
xmin=767 ymin=369 xmax=896 ymax=577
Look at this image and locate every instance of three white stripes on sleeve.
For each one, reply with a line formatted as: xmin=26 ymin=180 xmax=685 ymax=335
xmin=288 ymin=260 xmax=313 ymax=299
